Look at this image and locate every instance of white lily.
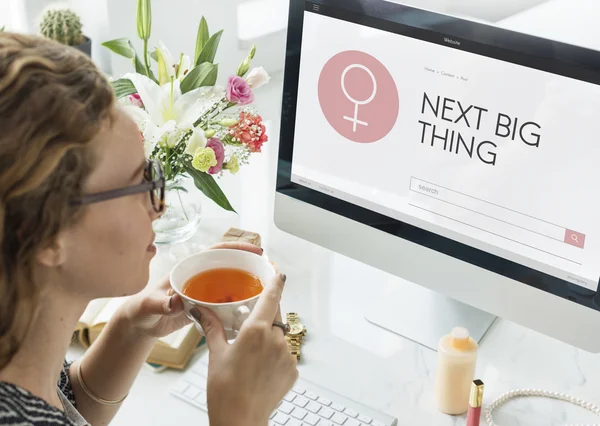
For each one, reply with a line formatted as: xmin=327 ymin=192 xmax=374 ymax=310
xmin=185 ymin=127 xmax=207 ymax=155
xmin=155 ymin=41 xmax=191 ymax=83
xmin=123 ymin=72 xmax=220 ymax=156
xmin=176 ymin=54 xmax=191 ymax=79
xmin=155 ymin=41 xmax=176 ymax=85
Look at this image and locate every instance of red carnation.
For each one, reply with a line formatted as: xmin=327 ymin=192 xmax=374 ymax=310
xmin=230 ymin=112 xmax=268 ymax=153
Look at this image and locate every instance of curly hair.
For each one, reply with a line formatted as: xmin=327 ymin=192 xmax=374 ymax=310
xmin=0 ymin=32 xmax=115 ymax=369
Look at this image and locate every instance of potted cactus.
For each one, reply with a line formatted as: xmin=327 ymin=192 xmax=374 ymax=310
xmin=39 ymin=7 xmax=91 ymax=57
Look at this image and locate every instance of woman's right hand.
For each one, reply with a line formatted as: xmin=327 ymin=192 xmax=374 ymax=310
xmin=190 ymin=274 xmax=298 ymax=426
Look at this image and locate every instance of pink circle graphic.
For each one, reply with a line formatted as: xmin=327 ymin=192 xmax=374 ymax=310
xmin=318 ymin=50 xmax=399 ymax=143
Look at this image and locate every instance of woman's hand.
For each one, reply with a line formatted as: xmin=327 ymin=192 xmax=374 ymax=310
xmin=119 ymin=241 xmax=264 ymax=338
xmin=192 ymin=273 xmax=298 ymax=426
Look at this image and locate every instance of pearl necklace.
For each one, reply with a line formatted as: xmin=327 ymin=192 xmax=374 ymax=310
xmin=485 ymin=389 xmax=600 ymax=426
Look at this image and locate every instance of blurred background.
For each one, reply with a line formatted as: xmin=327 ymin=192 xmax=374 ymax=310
xmin=1 ymin=0 xmax=598 ymax=79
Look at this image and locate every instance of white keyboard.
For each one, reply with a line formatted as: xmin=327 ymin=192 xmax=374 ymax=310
xmin=170 ymin=351 xmax=398 ymax=426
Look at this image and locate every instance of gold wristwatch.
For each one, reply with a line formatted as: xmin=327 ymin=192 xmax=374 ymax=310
xmin=285 ymin=312 xmax=306 ymax=360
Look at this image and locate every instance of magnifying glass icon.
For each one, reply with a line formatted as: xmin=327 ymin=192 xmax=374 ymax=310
xmin=572 ymin=234 xmax=579 ymax=243
xmin=341 ymin=64 xmax=377 ymax=132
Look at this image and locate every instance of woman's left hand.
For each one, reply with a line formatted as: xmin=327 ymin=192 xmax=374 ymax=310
xmin=119 ymin=241 xmax=264 ymax=338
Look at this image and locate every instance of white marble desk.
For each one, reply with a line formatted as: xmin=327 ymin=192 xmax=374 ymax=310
xmin=68 ymin=175 xmax=600 ymax=426
xmin=68 ymin=113 xmax=600 ymax=425
xmin=68 ymin=3 xmax=600 ymax=423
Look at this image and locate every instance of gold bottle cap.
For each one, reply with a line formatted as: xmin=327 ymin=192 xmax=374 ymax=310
xmin=469 ymin=379 xmax=485 ymax=407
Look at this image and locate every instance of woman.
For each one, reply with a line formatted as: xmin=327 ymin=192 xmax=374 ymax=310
xmin=0 ymin=32 xmax=298 ymax=426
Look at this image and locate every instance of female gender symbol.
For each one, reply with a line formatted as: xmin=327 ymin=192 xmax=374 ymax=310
xmin=318 ymin=50 xmax=398 ymax=143
xmin=341 ymin=64 xmax=378 ymax=132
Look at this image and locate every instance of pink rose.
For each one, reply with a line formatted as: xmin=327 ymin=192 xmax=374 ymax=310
xmin=128 ymin=93 xmax=144 ymax=108
xmin=206 ymin=138 xmax=225 ymax=174
xmin=226 ymin=75 xmax=254 ymax=105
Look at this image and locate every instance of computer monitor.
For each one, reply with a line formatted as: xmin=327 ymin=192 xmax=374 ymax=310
xmin=274 ymin=0 xmax=600 ymax=352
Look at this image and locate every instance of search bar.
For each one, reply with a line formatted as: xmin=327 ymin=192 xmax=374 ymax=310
xmin=409 ymin=177 xmax=585 ymax=252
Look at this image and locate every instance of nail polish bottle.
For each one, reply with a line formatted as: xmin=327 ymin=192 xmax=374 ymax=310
xmin=434 ymin=327 xmax=479 ymax=415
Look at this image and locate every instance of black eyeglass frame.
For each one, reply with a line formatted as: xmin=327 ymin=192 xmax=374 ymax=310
xmin=70 ymin=159 xmax=166 ymax=213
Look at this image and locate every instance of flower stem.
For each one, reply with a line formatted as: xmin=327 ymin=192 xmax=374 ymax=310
xmin=176 ymin=189 xmax=189 ymax=221
xmin=143 ymin=39 xmax=151 ymax=77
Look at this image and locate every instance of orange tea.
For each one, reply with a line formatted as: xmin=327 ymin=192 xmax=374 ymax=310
xmin=182 ymin=267 xmax=263 ymax=303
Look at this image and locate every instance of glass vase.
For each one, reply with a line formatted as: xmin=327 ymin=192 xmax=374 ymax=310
xmin=153 ymin=178 xmax=203 ymax=245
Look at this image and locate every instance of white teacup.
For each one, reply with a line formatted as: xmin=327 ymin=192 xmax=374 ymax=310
xmin=170 ymin=249 xmax=276 ymax=337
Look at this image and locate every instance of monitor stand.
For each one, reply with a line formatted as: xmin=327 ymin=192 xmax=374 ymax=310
xmin=364 ymin=278 xmax=497 ymax=351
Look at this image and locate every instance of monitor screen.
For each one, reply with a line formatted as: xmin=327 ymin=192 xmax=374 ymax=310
xmin=278 ymin=0 xmax=600 ymax=310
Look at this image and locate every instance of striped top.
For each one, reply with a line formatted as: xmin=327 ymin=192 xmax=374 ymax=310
xmin=0 ymin=361 xmax=81 ymax=425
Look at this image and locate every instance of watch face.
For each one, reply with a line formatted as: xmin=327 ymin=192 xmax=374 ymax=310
xmin=289 ymin=323 xmax=305 ymax=335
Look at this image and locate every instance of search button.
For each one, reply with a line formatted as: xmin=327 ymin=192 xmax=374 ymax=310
xmin=565 ymin=230 xmax=585 ymax=249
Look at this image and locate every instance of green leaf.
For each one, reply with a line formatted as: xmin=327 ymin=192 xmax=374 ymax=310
xmin=180 ymin=63 xmax=218 ymax=94
xmin=195 ymin=29 xmax=223 ymax=66
xmin=103 ymin=38 xmax=156 ymax=81
xmin=182 ymin=160 xmax=236 ymax=212
xmin=102 ymin=38 xmax=135 ymax=59
xmin=150 ymin=50 xmax=158 ymax=61
xmin=194 ymin=17 xmax=210 ymax=65
xmin=111 ymin=78 xmax=137 ymax=99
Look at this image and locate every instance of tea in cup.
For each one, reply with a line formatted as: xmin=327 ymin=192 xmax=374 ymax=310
xmin=170 ymin=249 xmax=276 ymax=337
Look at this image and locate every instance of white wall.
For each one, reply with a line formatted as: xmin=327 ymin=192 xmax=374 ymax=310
xmin=0 ymin=0 xmax=27 ymax=31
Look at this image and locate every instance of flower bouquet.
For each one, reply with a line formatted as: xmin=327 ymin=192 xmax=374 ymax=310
xmin=102 ymin=0 xmax=269 ymax=242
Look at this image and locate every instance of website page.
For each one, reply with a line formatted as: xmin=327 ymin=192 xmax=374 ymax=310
xmin=291 ymin=9 xmax=600 ymax=291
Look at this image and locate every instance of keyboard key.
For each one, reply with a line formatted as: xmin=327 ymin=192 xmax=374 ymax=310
xmin=305 ymin=392 xmax=319 ymax=400
xmin=357 ymin=414 xmax=372 ymax=424
xmin=304 ymin=414 xmax=321 ymax=425
xmin=318 ymin=408 xmax=334 ymax=419
xmin=318 ymin=397 xmax=332 ymax=406
xmin=293 ymin=396 xmax=309 ymax=408
xmin=279 ymin=402 xmax=295 ymax=414
xmin=331 ymin=403 xmax=345 ymax=412
xmin=344 ymin=409 xmax=359 ymax=418
xmin=183 ymin=386 xmax=200 ymax=399
xmin=194 ymin=391 xmax=207 ymax=405
xmin=291 ymin=407 xmax=307 ymax=420
xmin=292 ymin=386 xmax=306 ymax=395
xmin=283 ymin=392 xmax=297 ymax=403
xmin=273 ymin=413 xmax=290 ymax=425
xmin=287 ymin=419 xmax=303 ymax=426
xmin=306 ymin=401 xmax=322 ymax=413
xmin=372 ymin=422 xmax=386 ymax=426
xmin=317 ymin=421 xmax=334 ymax=426
xmin=345 ymin=419 xmax=361 ymax=426
xmin=331 ymin=413 xmax=348 ymax=425
xmin=270 ymin=411 xmax=277 ymax=419
xmin=172 ymin=381 xmax=189 ymax=394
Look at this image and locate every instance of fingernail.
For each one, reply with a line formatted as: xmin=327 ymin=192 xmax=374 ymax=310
xmin=189 ymin=308 xmax=201 ymax=322
xmin=280 ymin=274 xmax=287 ymax=283
xmin=168 ymin=295 xmax=174 ymax=311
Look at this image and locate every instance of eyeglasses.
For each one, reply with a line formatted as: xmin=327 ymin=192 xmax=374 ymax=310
xmin=71 ymin=159 xmax=165 ymax=213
